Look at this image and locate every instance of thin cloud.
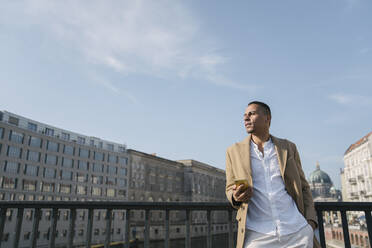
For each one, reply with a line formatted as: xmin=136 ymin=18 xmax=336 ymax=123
xmin=329 ymin=93 xmax=372 ymax=106
xmin=89 ymin=73 xmax=139 ymax=104
xmin=1 ymin=0 xmax=250 ymax=91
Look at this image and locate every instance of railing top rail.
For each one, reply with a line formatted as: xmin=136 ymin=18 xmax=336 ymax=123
xmin=315 ymin=202 xmax=372 ymax=211
xmin=0 ymin=201 xmax=233 ymax=210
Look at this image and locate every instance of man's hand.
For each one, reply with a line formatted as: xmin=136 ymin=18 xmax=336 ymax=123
xmin=232 ymin=184 xmax=253 ymax=203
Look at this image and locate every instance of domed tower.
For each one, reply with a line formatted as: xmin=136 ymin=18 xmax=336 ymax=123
xmin=309 ymin=162 xmax=333 ymax=201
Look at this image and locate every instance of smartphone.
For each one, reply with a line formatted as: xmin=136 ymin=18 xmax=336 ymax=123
xmin=234 ymin=179 xmax=248 ymax=190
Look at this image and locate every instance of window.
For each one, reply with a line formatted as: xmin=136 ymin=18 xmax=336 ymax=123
xmin=94 ymin=228 xmax=99 ymax=235
xmin=63 ymin=145 xmax=74 ymax=155
xmin=119 ymin=157 xmax=128 ymax=165
xmin=92 ymin=187 xmax=101 ymax=196
xmin=107 ymin=143 xmax=114 ymax=151
xmin=62 ymin=158 xmax=73 ymax=168
xmin=7 ymin=146 xmax=22 ymax=158
xmin=61 ymin=132 xmax=70 ymax=141
xmin=79 ymin=148 xmax=89 ymax=158
xmin=92 ymin=175 xmax=103 ymax=184
xmin=108 ymin=154 xmax=117 ymax=163
xmin=118 ymin=190 xmax=126 ymax=197
xmin=118 ymin=168 xmax=127 ymax=176
xmin=118 ymin=179 xmax=127 ymax=187
xmin=119 ymin=146 xmax=126 ymax=153
xmin=27 ymin=150 xmax=40 ymax=162
xmin=106 ymin=177 xmax=116 ymax=186
xmin=23 ymin=180 xmax=37 ymax=191
xmin=3 ymin=161 xmax=19 ymax=174
xmin=77 ymin=136 xmax=85 ymax=145
xmin=41 ymin=182 xmax=55 ymax=192
xmin=60 ymin=184 xmax=71 ymax=194
xmin=76 ymin=173 xmax=87 ymax=182
xmin=2 ymin=177 xmax=17 ymax=189
xmin=45 ymin=155 xmax=57 ymax=165
xmin=24 ymin=164 xmax=38 ymax=176
xmin=61 ymin=170 xmax=73 ymax=180
xmin=76 ymin=185 xmax=87 ymax=195
xmin=0 ymin=127 xmax=3 ymax=139
xmin=47 ymin=141 xmax=59 ymax=152
xmin=94 ymin=152 xmax=104 ymax=161
xmin=28 ymin=122 xmax=37 ymax=132
xmin=43 ymin=168 xmax=56 ymax=179
xmin=78 ymin=229 xmax=84 ymax=237
xmin=29 ymin=136 xmax=42 ymax=148
xmin=99 ymin=142 xmax=103 ymax=148
xmin=107 ymin=189 xmax=115 ymax=197
xmin=45 ymin=128 xmax=54 ymax=136
xmin=107 ymin=166 xmax=117 ymax=174
xmin=0 ymin=112 xmax=2 ymax=121
xmin=77 ymin=161 xmax=88 ymax=170
xmin=93 ymin=163 xmax=103 ymax=173
xmin=8 ymin=116 xmax=19 ymax=126
xmin=24 ymin=232 xmax=31 ymax=240
xmin=9 ymin=131 xmax=24 ymax=144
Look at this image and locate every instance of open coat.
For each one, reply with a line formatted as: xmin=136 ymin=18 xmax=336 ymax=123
xmin=225 ymin=134 xmax=320 ymax=248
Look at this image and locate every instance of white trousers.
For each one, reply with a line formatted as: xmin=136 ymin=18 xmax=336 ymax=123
xmin=244 ymin=224 xmax=314 ymax=248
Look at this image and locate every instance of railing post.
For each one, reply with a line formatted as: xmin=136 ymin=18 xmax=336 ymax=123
xmin=68 ymin=208 xmax=76 ymax=248
xmin=365 ymin=210 xmax=372 ymax=248
xmin=228 ymin=210 xmax=234 ymax=248
xmin=125 ymin=210 xmax=130 ymax=248
xmin=144 ymin=210 xmax=150 ymax=248
xmin=31 ymin=208 xmax=41 ymax=248
xmin=49 ymin=208 xmax=58 ymax=248
xmin=104 ymin=209 xmax=113 ymax=248
xmin=86 ymin=209 xmax=93 ymax=248
xmin=316 ymin=209 xmax=326 ymax=248
xmin=13 ymin=208 xmax=24 ymax=248
xmin=185 ymin=210 xmax=191 ymax=248
xmin=0 ymin=208 xmax=7 ymax=248
xmin=164 ymin=210 xmax=169 ymax=248
xmin=341 ymin=210 xmax=351 ymax=248
xmin=207 ymin=210 xmax=212 ymax=248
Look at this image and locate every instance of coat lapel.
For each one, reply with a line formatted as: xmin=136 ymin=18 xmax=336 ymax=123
xmin=237 ymin=135 xmax=253 ymax=185
xmin=272 ymin=135 xmax=288 ymax=180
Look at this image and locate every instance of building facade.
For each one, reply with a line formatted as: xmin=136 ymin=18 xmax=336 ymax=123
xmin=127 ymin=150 xmax=229 ymax=241
xmin=0 ymin=111 xmax=129 ymax=247
xmin=343 ymin=132 xmax=372 ymax=202
xmin=309 ymin=162 xmax=341 ymax=202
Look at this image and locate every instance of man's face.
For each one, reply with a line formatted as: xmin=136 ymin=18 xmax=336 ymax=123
xmin=244 ymin=104 xmax=270 ymax=134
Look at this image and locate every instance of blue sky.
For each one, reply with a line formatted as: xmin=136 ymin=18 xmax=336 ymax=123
xmin=1 ymin=0 xmax=371 ymax=188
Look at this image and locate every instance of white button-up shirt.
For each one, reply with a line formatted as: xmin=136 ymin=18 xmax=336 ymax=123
xmin=245 ymin=139 xmax=308 ymax=236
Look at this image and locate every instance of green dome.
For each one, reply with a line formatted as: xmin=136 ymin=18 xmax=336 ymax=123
xmin=309 ymin=163 xmax=332 ymax=184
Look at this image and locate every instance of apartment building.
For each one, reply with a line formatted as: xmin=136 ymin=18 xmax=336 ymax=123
xmin=342 ymin=131 xmax=372 ymax=202
xmin=0 ymin=111 xmax=129 ymax=247
xmin=127 ymin=150 xmax=228 ymax=241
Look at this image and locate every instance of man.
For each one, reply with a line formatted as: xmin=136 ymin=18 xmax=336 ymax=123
xmin=225 ymin=101 xmax=320 ymax=248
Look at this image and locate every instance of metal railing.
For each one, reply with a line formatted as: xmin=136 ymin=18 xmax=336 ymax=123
xmin=315 ymin=201 xmax=372 ymax=248
xmin=2 ymin=201 xmax=372 ymax=248
xmin=0 ymin=201 xmax=236 ymax=248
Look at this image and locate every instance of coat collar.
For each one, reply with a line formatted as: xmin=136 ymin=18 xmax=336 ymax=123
xmin=238 ymin=134 xmax=288 ymax=180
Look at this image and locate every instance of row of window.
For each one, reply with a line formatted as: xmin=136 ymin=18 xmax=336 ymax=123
xmin=2 ymin=159 xmax=127 ymax=177
xmin=1 ymin=132 xmax=128 ymax=164
xmin=0 ymin=177 xmax=127 ymax=197
xmin=1 ymin=227 xmax=125 ymax=242
xmin=2 ymin=147 xmax=128 ymax=174
xmin=1 ymin=122 xmax=126 ymax=152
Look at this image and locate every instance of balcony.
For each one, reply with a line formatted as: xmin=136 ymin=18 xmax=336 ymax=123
xmin=348 ymin=178 xmax=357 ymax=185
xmin=1 ymin=201 xmax=372 ymax=248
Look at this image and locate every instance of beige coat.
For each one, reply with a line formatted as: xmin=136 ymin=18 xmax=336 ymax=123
xmin=225 ymin=134 xmax=320 ymax=248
